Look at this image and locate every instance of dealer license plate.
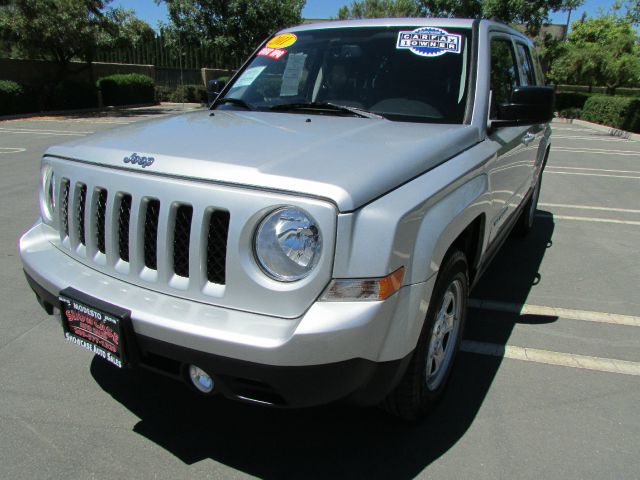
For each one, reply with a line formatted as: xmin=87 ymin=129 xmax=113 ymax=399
xmin=59 ymin=289 xmax=130 ymax=368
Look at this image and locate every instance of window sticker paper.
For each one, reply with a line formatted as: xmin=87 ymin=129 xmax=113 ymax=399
xmin=280 ymin=53 xmax=307 ymax=96
xmin=396 ymin=27 xmax=462 ymax=57
xmin=234 ymin=66 xmax=267 ymax=87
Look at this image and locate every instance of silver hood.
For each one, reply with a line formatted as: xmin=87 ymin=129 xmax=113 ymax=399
xmin=46 ymin=110 xmax=480 ymax=211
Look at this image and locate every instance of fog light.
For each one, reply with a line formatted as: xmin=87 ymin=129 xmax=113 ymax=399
xmin=188 ymin=365 xmax=214 ymax=393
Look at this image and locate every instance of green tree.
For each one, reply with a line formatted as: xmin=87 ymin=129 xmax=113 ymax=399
xmin=419 ymin=0 xmax=565 ymax=35
xmin=560 ymin=0 xmax=585 ymax=39
xmin=159 ymin=0 xmax=305 ymax=69
xmin=549 ymin=13 xmax=640 ymax=93
xmin=0 ymin=0 xmax=153 ymax=73
xmin=625 ymin=0 xmax=640 ymax=24
xmin=337 ymin=0 xmax=421 ymax=19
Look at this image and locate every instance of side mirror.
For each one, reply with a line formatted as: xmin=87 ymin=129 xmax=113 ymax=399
xmin=207 ymin=79 xmax=226 ymax=105
xmin=493 ymin=86 xmax=555 ymax=127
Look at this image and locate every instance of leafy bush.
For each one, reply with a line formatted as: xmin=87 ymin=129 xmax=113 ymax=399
xmin=581 ymin=95 xmax=640 ymax=132
xmin=558 ymin=107 xmax=582 ymax=119
xmin=0 ymin=80 xmax=37 ymax=115
xmin=155 ymin=85 xmax=173 ymax=102
xmin=97 ymin=74 xmax=155 ymax=106
xmin=168 ymin=84 xmax=208 ymax=103
xmin=50 ymin=80 xmax=98 ymax=110
xmin=555 ymin=92 xmax=591 ymax=111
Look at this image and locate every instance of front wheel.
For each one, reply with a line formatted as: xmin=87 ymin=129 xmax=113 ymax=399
xmin=514 ymin=175 xmax=542 ymax=237
xmin=382 ymin=251 xmax=469 ymax=420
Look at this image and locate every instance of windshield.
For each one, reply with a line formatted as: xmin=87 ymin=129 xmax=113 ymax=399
xmin=217 ymin=26 xmax=471 ymax=123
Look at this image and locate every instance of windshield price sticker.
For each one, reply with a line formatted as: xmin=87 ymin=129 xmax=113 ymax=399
xmin=396 ymin=27 xmax=462 ymax=57
xmin=60 ymin=294 xmax=126 ymax=368
xmin=266 ymin=33 xmax=297 ymax=49
xmin=257 ymin=47 xmax=287 ymax=60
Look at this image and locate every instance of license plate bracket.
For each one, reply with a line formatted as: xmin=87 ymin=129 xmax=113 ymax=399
xmin=59 ymin=287 xmax=132 ymax=368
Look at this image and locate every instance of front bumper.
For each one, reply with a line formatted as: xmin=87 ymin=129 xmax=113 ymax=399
xmin=20 ymin=221 xmax=435 ymax=406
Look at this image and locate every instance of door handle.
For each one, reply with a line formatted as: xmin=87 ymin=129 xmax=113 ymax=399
xmin=522 ymin=132 xmax=536 ymax=145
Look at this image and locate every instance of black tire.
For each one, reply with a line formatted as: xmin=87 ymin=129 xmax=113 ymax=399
xmin=513 ymin=175 xmax=542 ymax=237
xmin=382 ymin=250 xmax=469 ymax=420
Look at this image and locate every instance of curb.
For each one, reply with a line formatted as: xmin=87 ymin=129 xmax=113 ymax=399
xmin=0 ymin=102 xmax=162 ymax=121
xmin=553 ymin=117 xmax=640 ymax=142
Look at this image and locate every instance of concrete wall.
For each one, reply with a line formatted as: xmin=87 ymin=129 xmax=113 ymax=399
xmin=0 ymin=58 xmax=154 ymax=86
xmin=1 ymin=58 xmax=237 ymax=88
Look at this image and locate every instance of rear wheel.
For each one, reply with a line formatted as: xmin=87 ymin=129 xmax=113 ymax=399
xmin=382 ymin=251 xmax=468 ymax=420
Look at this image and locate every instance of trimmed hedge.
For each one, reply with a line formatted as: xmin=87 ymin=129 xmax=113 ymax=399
xmin=555 ymin=92 xmax=591 ymax=111
xmin=50 ymin=80 xmax=98 ymax=110
xmin=97 ymin=73 xmax=155 ymax=106
xmin=581 ymin=95 xmax=640 ymax=133
xmin=155 ymin=85 xmax=173 ymax=102
xmin=169 ymin=84 xmax=207 ymax=103
xmin=0 ymin=80 xmax=37 ymax=115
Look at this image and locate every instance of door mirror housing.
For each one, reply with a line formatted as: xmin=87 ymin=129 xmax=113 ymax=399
xmin=492 ymin=86 xmax=555 ymax=128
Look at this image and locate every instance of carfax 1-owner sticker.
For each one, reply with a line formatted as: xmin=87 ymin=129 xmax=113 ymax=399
xmin=396 ymin=27 xmax=461 ymax=57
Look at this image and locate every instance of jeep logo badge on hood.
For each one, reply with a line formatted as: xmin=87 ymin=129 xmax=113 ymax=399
xmin=123 ymin=153 xmax=154 ymax=168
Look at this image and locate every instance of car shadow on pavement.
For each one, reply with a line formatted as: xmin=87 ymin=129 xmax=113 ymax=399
xmin=90 ymin=212 xmax=555 ymax=479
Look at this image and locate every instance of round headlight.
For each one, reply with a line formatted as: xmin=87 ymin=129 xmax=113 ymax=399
xmin=40 ymin=164 xmax=55 ymax=223
xmin=254 ymin=207 xmax=322 ymax=282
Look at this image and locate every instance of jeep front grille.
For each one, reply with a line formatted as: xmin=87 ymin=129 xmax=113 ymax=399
xmin=61 ymin=178 xmax=70 ymax=236
xmin=58 ymin=180 xmax=230 ymax=287
xmin=118 ymin=194 xmax=132 ymax=262
xmin=96 ymin=188 xmax=107 ymax=254
xmin=207 ymin=210 xmax=230 ymax=284
xmin=173 ymin=205 xmax=193 ymax=278
xmin=76 ymin=183 xmax=87 ymax=246
xmin=143 ymin=199 xmax=160 ymax=270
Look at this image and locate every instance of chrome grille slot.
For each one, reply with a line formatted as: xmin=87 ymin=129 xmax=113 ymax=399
xmin=207 ymin=210 xmax=230 ymax=285
xmin=61 ymin=178 xmax=70 ymax=236
xmin=76 ymin=183 xmax=87 ymax=246
xmin=95 ymin=188 xmax=108 ymax=254
xmin=118 ymin=194 xmax=132 ymax=262
xmin=173 ymin=204 xmax=193 ymax=278
xmin=144 ymin=199 xmax=160 ymax=270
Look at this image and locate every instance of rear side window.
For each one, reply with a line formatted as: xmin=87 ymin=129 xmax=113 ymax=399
xmin=490 ymin=37 xmax=519 ymax=118
xmin=515 ymin=43 xmax=536 ymax=86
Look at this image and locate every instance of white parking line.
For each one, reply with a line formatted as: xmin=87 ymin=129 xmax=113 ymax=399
xmin=551 ymin=127 xmax=594 ymax=132
xmin=26 ymin=118 xmax=132 ymax=125
xmin=539 ymin=203 xmax=640 ymax=214
xmin=553 ymin=135 xmax=629 ymax=142
xmin=468 ymin=299 xmax=640 ymax=327
xmin=461 ymin=341 xmax=640 ymax=376
xmin=547 ymin=166 xmax=640 ymax=175
xmin=552 ymin=147 xmax=640 ymax=156
xmin=535 ymin=212 xmax=640 ymax=226
xmin=545 ymin=171 xmax=640 ymax=180
xmin=0 ymin=147 xmax=26 ymax=154
xmin=0 ymin=128 xmax=90 ymax=136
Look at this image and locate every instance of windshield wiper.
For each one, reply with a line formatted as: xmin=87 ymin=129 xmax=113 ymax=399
xmin=270 ymin=102 xmax=383 ymax=119
xmin=212 ymin=97 xmax=254 ymax=110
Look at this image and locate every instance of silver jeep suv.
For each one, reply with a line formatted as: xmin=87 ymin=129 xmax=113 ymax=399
xmin=20 ymin=18 xmax=553 ymax=419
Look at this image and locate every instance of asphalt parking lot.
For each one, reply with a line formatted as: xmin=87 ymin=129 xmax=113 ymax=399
xmin=1 ymin=107 xmax=638 ymax=479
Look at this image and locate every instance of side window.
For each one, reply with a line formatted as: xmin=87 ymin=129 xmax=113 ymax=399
xmin=515 ymin=43 xmax=536 ymax=86
xmin=490 ymin=38 xmax=519 ymax=118
xmin=531 ymin=49 xmax=545 ymax=85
